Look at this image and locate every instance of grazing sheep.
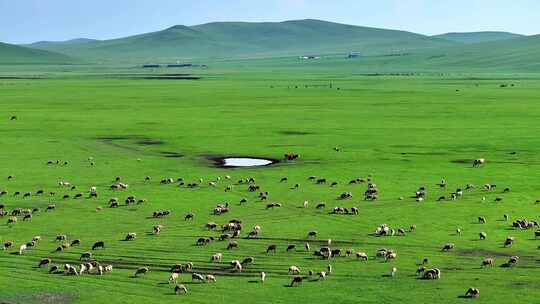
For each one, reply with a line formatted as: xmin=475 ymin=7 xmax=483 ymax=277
xmin=473 ymin=158 xmax=485 ymax=167
xmin=241 ymin=256 xmax=254 ymax=266
xmin=92 ymin=241 xmax=105 ymax=250
xmin=227 ymin=241 xmax=238 ymax=250
xmin=134 ymin=267 xmax=149 ymax=277
xmin=504 ymin=236 xmax=514 ymax=247
xmin=506 ymin=256 xmax=519 ymax=267
xmin=3 ymin=241 xmax=13 ymax=250
xmin=442 ymin=243 xmax=455 ymax=251
xmin=230 ymin=260 xmax=243 ymax=272
xmin=79 ymin=263 xmax=87 ymax=275
xmin=49 ymin=265 xmax=60 ymax=273
xmin=391 ymin=267 xmax=397 ymax=278
xmin=192 ymin=273 xmax=205 ymax=282
xmin=38 ymin=258 xmax=52 ymax=267
xmin=316 ymin=203 xmax=326 ymax=209
xmin=153 ymin=224 xmax=163 ymax=235
xmin=206 ymin=274 xmax=216 ymax=283
xmin=422 ymin=268 xmax=441 ymax=280
xmin=175 ymin=284 xmax=188 ymax=295
xmin=286 ymin=244 xmax=296 ymax=252
xmin=288 ymin=266 xmax=300 ymax=275
xmin=169 ymin=272 xmax=179 ymax=284
xmin=125 ymin=232 xmax=137 ymax=241
xmin=18 ymin=244 xmax=27 ymax=255
xmin=290 ymin=276 xmax=303 ymax=287
xmin=356 ymin=252 xmax=368 ymax=261
xmin=465 ymin=287 xmax=480 ymax=298
xmin=266 ymin=244 xmax=277 ymax=254
xmin=481 ymin=258 xmax=494 ymax=267
xmin=7 ymin=216 xmax=17 ymax=225
xmin=80 ymin=252 xmax=92 ymax=261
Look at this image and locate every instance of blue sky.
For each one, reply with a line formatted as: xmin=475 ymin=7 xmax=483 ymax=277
xmin=1 ymin=0 xmax=539 ymax=44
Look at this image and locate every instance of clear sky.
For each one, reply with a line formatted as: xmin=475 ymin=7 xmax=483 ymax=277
xmin=1 ymin=0 xmax=539 ymax=44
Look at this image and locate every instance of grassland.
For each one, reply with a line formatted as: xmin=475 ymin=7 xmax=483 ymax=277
xmin=1 ymin=62 xmax=540 ymax=304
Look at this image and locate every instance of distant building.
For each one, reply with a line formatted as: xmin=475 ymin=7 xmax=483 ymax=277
xmin=167 ymin=64 xmax=193 ymax=68
xmin=142 ymin=64 xmax=160 ymax=68
xmin=299 ymin=55 xmax=321 ymax=60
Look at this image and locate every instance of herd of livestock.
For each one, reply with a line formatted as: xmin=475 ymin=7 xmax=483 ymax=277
xmin=1 ymin=156 xmax=535 ymax=299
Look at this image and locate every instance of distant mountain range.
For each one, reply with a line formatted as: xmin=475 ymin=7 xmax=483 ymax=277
xmin=16 ymin=19 xmax=458 ymax=62
xmin=0 ymin=19 xmax=538 ymax=71
xmin=432 ymin=31 xmax=524 ymax=44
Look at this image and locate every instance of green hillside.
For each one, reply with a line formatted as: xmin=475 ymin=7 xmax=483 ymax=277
xmin=432 ymin=31 xmax=524 ymax=44
xmin=0 ymin=42 xmax=74 ymax=64
xmin=26 ymin=19 xmax=456 ymax=62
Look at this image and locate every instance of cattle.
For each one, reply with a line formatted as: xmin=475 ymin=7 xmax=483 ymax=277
xmin=175 ymin=284 xmax=188 ymax=295
xmin=206 ymin=274 xmax=217 ymax=283
xmin=92 ymin=241 xmax=105 ymax=250
xmin=134 ymin=267 xmax=149 ymax=277
xmin=479 ymin=232 xmax=487 ymax=240
xmin=478 ymin=217 xmax=487 ymax=224
xmin=185 ymin=213 xmax=194 ymax=221
xmin=206 ymin=222 xmax=218 ymax=230
xmin=261 ymin=271 xmax=266 ymax=282
xmin=391 ymin=267 xmax=397 ymax=278
xmin=153 ymin=224 xmax=163 ymax=235
xmin=465 ymin=287 xmax=480 ymax=298
xmin=316 ymin=203 xmax=326 ymax=209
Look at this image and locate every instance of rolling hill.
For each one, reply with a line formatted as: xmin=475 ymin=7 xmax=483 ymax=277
xmin=432 ymin=31 xmax=524 ymax=44
xmin=25 ymin=19 xmax=457 ymax=62
xmin=0 ymin=42 xmax=74 ymax=64
xmin=27 ymin=38 xmax=100 ymax=49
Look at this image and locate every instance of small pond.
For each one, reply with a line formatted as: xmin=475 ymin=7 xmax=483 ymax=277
xmin=209 ymin=156 xmax=279 ymax=168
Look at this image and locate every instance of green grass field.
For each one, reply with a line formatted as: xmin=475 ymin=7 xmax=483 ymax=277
xmin=1 ymin=62 xmax=540 ymax=304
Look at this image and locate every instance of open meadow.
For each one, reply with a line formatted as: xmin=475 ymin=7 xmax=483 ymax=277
xmin=1 ymin=60 xmax=540 ymax=303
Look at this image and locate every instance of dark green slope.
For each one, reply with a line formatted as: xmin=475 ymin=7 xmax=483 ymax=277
xmin=26 ymin=19 xmax=456 ymax=62
xmin=0 ymin=42 xmax=74 ymax=64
